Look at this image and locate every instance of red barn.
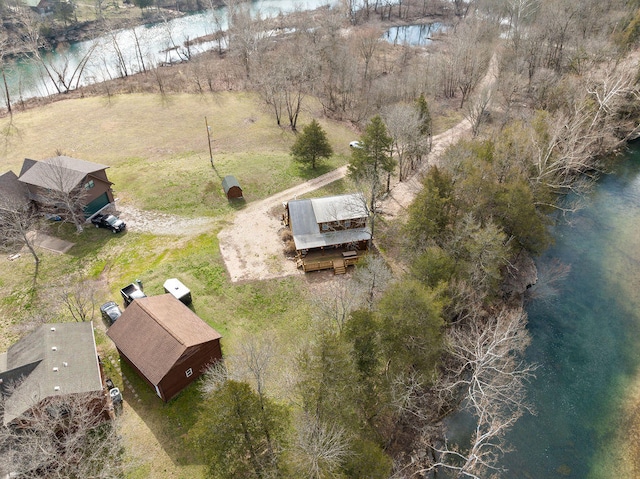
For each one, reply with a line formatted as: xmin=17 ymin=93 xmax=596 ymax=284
xmin=106 ymin=295 xmax=222 ymax=402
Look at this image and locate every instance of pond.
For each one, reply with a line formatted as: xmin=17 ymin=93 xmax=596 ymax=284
xmin=383 ymin=23 xmax=443 ymax=46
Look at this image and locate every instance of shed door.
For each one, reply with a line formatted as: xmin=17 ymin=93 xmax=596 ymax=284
xmin=84 ymin=192 xmax=109 ymax=217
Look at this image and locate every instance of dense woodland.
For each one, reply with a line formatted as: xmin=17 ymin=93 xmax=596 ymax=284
xmin=3 ymin=0 xmax=640 ymax=477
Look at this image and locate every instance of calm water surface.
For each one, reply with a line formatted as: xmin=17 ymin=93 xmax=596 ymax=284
xmin=0 ymin=0 xmax=336 ymax=103
xmin=383 ymin=23 xmax=443 ymax=46
xmin=500 ymin=146 xmax=640 ymax=477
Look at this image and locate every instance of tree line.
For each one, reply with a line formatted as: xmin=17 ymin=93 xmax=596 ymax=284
xmin=188 ymin=0 xmax=640 ymax=478
xmin=3 ymin=0 xmax=640 ymax=477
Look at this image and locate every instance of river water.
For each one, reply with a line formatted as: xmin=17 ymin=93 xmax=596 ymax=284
xmin=0 ymin=0 xmax=334 ymax=103
xmin=499 ymin=146 xmax=640 ymax=477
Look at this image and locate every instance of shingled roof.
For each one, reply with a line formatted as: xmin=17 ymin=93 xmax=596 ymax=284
xmin=0 ymin=171 xmax=30 ymax=209
xmin=0 ymin=322 xmax=103 ymax=425
xmin=106 ymin=295 xmax=222 ymax=386
xmin=18 ymin=156 xmax=109 ymax=193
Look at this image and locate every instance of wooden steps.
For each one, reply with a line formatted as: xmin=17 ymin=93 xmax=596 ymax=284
xmin=333 ymin=259 xmax=346 ymax=275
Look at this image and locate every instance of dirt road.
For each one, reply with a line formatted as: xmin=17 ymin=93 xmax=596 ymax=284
xmin=216 ymin=115 xmax=473 ymax=282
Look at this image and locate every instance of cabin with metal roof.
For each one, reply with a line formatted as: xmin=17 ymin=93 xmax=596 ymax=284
xmin=285 ymin=193 xmax=371 ymax=274
xmin=106 ymin=294 xmax=222 ymax=402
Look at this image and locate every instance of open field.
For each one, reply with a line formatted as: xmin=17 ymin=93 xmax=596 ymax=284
xmin=0 ymin=92 xmax=359 ymax=478
xmin=1 ymin=92 xmax=355 ymax=213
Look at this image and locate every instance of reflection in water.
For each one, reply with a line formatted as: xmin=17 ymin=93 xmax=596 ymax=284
xmin=499 ymin=147 xmax=640 ymax=478
xmin=0 ymin=0 xmax=334 ymax=104
xmin=383 ymin=23 xmax=443 ymax=46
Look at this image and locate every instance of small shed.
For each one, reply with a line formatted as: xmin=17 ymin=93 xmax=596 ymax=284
xmin=222 ymin=175 xmax=243 ymax=199
xmin=163 ymin=278 xmax=192 ymax=305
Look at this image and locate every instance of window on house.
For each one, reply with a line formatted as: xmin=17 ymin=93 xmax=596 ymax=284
xmin=84 ymin=180 xmax=95 ymax=190
xmin=321 ymin=223 xmax=329 ymax=231
xmin=185 ymin=368 xmax=193 ymax=378
xmin=345 ymin=220 xmax=351 ymax=228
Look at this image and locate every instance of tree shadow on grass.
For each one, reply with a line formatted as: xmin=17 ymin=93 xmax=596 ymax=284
xmin=294 ymin=162 xmax=335 ymax=180
xmin=41 ymin=220 xmax=119 ymax=258
xmin=228 ymin=197 xmax=247 ymax=210
xmin=118 ymin=360 xmax=205 ymax=469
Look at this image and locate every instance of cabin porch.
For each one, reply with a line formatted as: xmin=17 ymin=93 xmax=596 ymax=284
xmin=296 ymin=246 xmax=366 ymax=274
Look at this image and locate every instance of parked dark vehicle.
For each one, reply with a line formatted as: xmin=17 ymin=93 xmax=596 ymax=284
xmin=91 ymin=214 xmax=126 ymax=233
xmin=100 ymin=301 xmax=122 ymax=324
xmin=120 ymin=283 xmax=146 ymax=307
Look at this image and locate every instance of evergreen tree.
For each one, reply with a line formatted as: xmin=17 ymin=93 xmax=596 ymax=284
xmin=416 ymin=93 xmax=433 ymax=150
xmin=404 ymin=166 xmax=457 ymax=249
xmin=132 ymin=0 xmax=154 ymax=12
xmin=290 ymin=119 xmax=333 ymax=169
xmin=348 ymin=115 xmax=395 ymax=190
xmin=348 ymin=115 xmax=395 ymax=242
xmin=378 ymin=280 xmax=444 ymax=379
xmin=190 ymin=380 xmax=289 ymax=479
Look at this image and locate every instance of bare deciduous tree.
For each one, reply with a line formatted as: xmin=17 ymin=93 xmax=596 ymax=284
xmin=226 ymin=0 xmax=269 ymax=81
xmin=255 ymin=36 xmax=316 ymax=130
xmin=200 ymin=359 xmax=230 ymax=396
xmin=292 ymin=413 xmax=351 ymax=479
xmin=0 ymin=197 xmax=41 ymax=282
xmin=529 ymin=71 xmax=630 ymax=203
xmin=0 ymin=389 xmax=125 ymax=479
xmin=354 ymin=26 xmax=381 ymax=86
xmin=416 ymin=307 xmax=536 ymax=478
xmin=20 ymin=11 xmax=99 ymax=96
xmin=435 ymin=20 xmax=492 ymax=107
xmin=0 ymin=33 xmax=12 ymax=115
xmin=383 ymin=103 xmax=426 ymax=181
xmin=57 ymin=277 xmax=97 ymax=322
xmin=311 ymin=277 xmax=364 ymax=333
xmin=201 ymin=332 xmax=277 ymax=405
xmin=352 ymin=254 xmax=393 ymax=310
xmin=233 ymin=332 xmax=276 ymax=400
xmin=36 ymin=156 xmax=90 ymax=232
xmin=463 ymin=85 xmax=493 ymax=137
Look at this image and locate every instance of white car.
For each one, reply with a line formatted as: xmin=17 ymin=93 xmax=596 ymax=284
xmin=349 ymin=141 xmax=363 ymax=149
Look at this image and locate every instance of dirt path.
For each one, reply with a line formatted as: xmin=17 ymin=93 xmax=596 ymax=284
xmin=217 ymin=53 xmax=499 ymax=283
xmin=112 ymin=203 xmax=217 ymax=236
xmin=216 ymin=113 xmax=473 ymax=283
xmin=217 ymin=166 xmax=348 ymax=282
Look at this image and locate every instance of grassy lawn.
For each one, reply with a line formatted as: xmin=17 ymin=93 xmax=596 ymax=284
xmin=0 ymin=91 xmax=354 ymax=478
xmin=1 ymin=92 xmax=353 ymax=214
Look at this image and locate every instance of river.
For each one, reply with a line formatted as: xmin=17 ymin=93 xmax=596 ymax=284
xmin=0 ymin=0 xmax=334 ymax=104
xmin=499 ymin=145 xmax=640 ymax=478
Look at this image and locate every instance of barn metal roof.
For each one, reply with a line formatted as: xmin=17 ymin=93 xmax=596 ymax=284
xmin=311 ymin=193 xmax=368 ymax=223
xmin=288 ymin=193 xmax=371 ymax=250
xmin=222 ymin=175 xmax=242 ymax=194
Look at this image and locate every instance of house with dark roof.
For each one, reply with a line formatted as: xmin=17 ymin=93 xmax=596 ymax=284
xmin=106 ymin=294 xmax=223 ymax=402
xmin=17 ymin=156 xmax=115 ymax=218
xmin=0 ymin=322 xmax=105 ymax=426
xmin=285 ymin=193 xmax=371 ymax=274
xmin=0 ymin=171 xmax=30 ymax=213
